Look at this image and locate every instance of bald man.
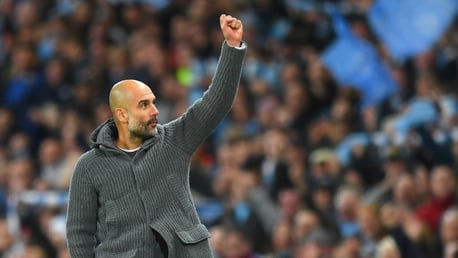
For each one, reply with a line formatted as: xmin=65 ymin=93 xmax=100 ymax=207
xmin=66 ymin=14 xmax=246 ymax=258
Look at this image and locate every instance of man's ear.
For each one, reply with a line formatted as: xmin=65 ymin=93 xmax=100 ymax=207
xmin=115 ymin=108 xmax=128 ymax=123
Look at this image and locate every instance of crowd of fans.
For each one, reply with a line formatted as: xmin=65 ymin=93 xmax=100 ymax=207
xmin=0 ymin=0 xmax=457 ymax=257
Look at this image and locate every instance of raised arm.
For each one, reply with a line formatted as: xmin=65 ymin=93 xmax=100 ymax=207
xmin=164 ymin=14 xmax=246 ymax=154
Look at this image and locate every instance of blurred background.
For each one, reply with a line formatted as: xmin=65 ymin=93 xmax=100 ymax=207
xmin=0 ymin=0 xmax=458 ymax=257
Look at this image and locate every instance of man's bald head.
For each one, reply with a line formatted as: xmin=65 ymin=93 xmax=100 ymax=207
xmin=108 ymin=79 xmax=159 ymax=144
xmin=109 ymin=79 xmax=150 ymax=113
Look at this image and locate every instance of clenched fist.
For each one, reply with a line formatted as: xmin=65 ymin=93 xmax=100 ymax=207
xmin=220 ymin=14 xmax=243 ymax=47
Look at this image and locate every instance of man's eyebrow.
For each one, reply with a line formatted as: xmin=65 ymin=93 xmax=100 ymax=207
xmin=137 ymin=99 xmax=147 ymax=105
xmin=137 ymin=97 xmax=156 ymax=105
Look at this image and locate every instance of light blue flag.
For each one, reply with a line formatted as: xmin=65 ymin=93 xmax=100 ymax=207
xmin=394 ymin=97 xmax=438 ymax=134
xmin=321 ymin=8 xmax=398 ymax=108
xmin=335 ymin=132 xmax=371 ymax=166
xmin=368 ymin=0 xmax=458 ymax=60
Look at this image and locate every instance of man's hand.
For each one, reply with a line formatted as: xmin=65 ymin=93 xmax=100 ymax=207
xmin=220 ymin=14 xmax=243 ymax=47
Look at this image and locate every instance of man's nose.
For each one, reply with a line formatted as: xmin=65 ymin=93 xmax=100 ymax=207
xmin=151 ymin=105 xmax=159 ymax=116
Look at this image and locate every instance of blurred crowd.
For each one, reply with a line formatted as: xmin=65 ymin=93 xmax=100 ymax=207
xmin=0 ymin=0 xmax=458 ymax=257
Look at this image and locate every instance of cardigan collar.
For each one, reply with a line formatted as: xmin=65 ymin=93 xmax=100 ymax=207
xmin=90 ymin=118 xmax=160 ymax=151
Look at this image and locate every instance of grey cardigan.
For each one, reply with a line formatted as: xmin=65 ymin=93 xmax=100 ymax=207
xmin=66 ymin=42 xmax=246 ymax=258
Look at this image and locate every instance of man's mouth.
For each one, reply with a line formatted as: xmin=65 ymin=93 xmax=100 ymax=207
xmin=147 ymin=118 xmax=158 ymax=126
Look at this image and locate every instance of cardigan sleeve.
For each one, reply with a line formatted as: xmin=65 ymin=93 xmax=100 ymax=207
xmin=164 ymin=41 xmax=246 ymax=154
xmin=66 ymin=155 xmax=98 ymax=257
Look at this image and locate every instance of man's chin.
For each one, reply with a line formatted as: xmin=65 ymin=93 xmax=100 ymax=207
xmin=130 ymin=127 xmax=157 ymax=139
xmin=145 ymin=127 xmax=158 ymax=137
xmin=141 ymin=129 xmax=157 ymax=138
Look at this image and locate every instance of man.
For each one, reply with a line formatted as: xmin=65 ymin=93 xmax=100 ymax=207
xmin=416 ymin=165 xmax=457 ymax=233
xmin=66 ymin=14 xmax=246 ymax=258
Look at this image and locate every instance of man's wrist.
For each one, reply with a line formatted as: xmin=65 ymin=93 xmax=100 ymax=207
xmin=227 ymin=40 xmax=245 ymax=49
xmin=226 ymin=40 xmax=242 ymax=48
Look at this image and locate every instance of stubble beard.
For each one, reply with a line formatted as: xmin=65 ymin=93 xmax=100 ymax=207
xmin=128 ymin=117 xmax=158 ymax=140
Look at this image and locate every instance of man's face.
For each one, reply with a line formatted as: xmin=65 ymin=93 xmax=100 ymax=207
xmin=431 ymin=166 xmax=456 ymax=199
xmin=127 ymin=86 xmax=159 ymax=139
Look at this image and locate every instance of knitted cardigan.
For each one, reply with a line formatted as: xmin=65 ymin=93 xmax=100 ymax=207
xmin=66 ymin=41 xmax=246 ymax=258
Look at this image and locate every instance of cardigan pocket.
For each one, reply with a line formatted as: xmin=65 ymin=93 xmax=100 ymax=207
xmin=175 ymin=223 xmax=211 ymax=244
xmin=105 ymin=200 xmax=119 ymax=239
xmin=104 ymin=192 xmax=145 ymax=240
